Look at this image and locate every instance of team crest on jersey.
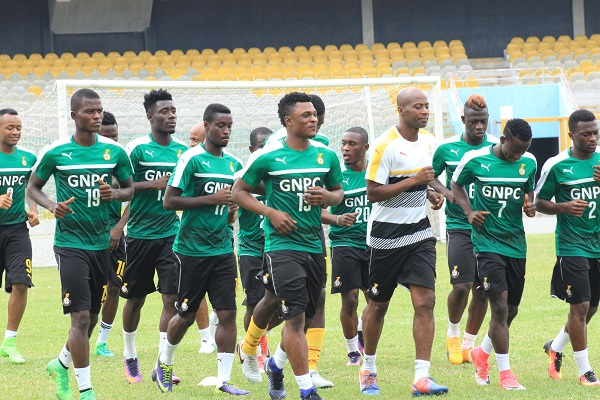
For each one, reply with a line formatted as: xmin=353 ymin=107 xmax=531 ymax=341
xmin=566 ymin=285 xmax=573 ymax=298
xmin=121 ymin=283 xmax=129 ymax=294
xmin=262 ymin=273 xmax=270 ymax=285
xmin=518 ymin=163 xmax=525 ymax=176
xmin=21 ymin=156 xmax=27 ymax=166
xmin=451 ymin=266 xmax=459 ymax=278
xmin=333 ymin=276 xmax=342 ymax=288
xmin=482 ymin=277 xmax=490 ymax=291
xmin=180 ymin=298 xmax=189 ymax=312
xmin=281 ymin=300 xmax=289 ymax=314
xmin=62 ymin=293 xmax=71 ymax=307
xmin=176 ymin=149 xmax=182 ymax=158
xmin=103 ymin=149 xmax=111 ymax=161
xmin=371 ymin=283 xmax=379 ymax=295
xmin=230 ymin=161 xmax=235 ymax=173
xmin=316 ymin=153 xmax=324 ymax=165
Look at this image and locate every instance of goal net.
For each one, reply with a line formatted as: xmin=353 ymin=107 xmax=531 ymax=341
xmin=17 ymin=77 xmax=444 ymax=266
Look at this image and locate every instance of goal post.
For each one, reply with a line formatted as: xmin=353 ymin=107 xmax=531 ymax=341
xmin=22 ymin=76 xmax=445 ymax=266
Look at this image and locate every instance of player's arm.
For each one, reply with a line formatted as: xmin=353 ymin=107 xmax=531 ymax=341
xmin=523 ymin=191 xmax=536 ymax=217
xmin=367 ymin=166 xmax=435 ymax=203
xmin=132 ymin=176 xmax=169 ymax=193
xmin=450 ymin=180 xmax=488 ymax=227
xmin=232 ymin=178 xmax=296 ymax=235
xmin=535 ymin=193 xmax=587 ymax=217
xmin=320 ymin=207 xmax=357 ymax=227
xmin=428 ymin=177 xmax=454 ymax=204
xmin=27 ymin=174 xmax=74 ymax=219
xmin=98 ymin=177 xmax=133 ymax=202
xmin=163 ymin=184 xmax=232 ymax=211
xmin=227 ymin=204 xmax=239 ymax=225
xmin=25 ymin=189 xmax=39 ymax=227
xmin=304 ymin=184 xmax=343 ymax=207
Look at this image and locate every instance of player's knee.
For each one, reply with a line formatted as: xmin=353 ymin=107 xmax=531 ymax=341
xmin=368 ymin=301 xmax=390 ymax=319
xmin=10 ymin=283 xmax=28 ymax=296
xmin=106 ymin=283 xmax=120 ymax=298
xmin=451 ymin=282 xmax=471 ymax=298
xmin=71 ymin=311 xmax=92 ymax=331
xmin=215 ymin=309 xmax=236 ymax=326
xmin=126 ymin=296 xmax=146 ymax=310
xmin=341 ymin=291 xmax=359 ymax=314
xmin=570 ymin=301 xmax=590 ymax=319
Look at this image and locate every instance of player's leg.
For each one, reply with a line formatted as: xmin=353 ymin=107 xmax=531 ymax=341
xmin=196 ymin=297 xmax=215 ymax=353
xmin=156 ymin=252 xmax=209 ymax=393
xmin=462 ymin=284 xmax=488 ymax=362
xmin=0 ymin=223 xmax=33 ymax=364
xmin=94 ymin=235 xmax=125 ymax=357
xmin=209 ymin=253 xmax=249 ymax=395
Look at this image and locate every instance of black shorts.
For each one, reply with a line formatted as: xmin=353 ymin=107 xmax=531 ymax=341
xmin=54 ymin=246 xmax=110 ymax=314
xmin=551 ymin=257 xmax=600 ymax=307
xmin=120 ymin=236 xmax=177 ymax=299
xmin=330 ymin=246 xmax=369 ymax=294
xmin=475 ymin=252 xmax=526 ymax=307
xmin=238 ymin=255 xmax=265 ymax=306
xmin=264 ymin=250 xmax=325 ymax=320
xmin=0 ymin=223 xmax=33 ymax=292
xmin=368 ymin=238 xmax=437 ymax=303
xmin=108 ymin=235 xmax=126 ymax=287
xmin=446 ymin=229 xmax=477 ymax=285
xmin=173 ymin=252 xmax=237 ymax=315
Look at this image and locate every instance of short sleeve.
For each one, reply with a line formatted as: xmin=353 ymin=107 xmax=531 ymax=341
xmin=432 ymin=146 xmax=445 ymax=177
xmin=168 ymin=156 xmax=192 ymax=191
xmin=366 ymin=144 xmax=391 ymax=184
xmin=32 ymin=146 xmax=55 ymax=182
xmin=240 ymin=153 xmax=267 ymax=188
xmin=324 ymin=152 xmax=343 ymax=187
xmin=452 ymin=156 xmax=475 ymax=186
xmin=114 ymin=147 xmax=133 ymax=182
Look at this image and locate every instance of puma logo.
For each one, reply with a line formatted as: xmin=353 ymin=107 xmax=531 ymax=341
xmin=275 ymin=157 xmax=286 ymax=164
xmin=145 ymin=150 xmax=154 ymax=157
xmin=450 ymin=149 xmax=460 ymax=156
xmin=202 ymin=160 xmax=211 ymax=168
xmin=61 ymin=152 xmax=72 ymax=160
xmin=480 ymin=163 xmax=491 ymax=172
xmin=342 ymin=179 xmax=350 ymax=185
xmin=563 ymin=167 xmax=573 ymax=174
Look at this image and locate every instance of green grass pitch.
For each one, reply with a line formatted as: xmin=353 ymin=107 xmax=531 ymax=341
xmin=1 ymin=233 xmax=598 ymax=399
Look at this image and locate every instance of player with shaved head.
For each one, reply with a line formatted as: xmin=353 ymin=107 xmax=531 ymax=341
xmin=359 ymin=87 xmax=448 ymax=396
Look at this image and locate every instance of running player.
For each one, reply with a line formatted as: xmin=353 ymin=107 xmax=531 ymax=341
xmin=119 ymin=89 xmax=188 ymax=383
xmin=188 ymin=122 xmax=217 ymax=354
xmin=28 ymin=89 xmax=134 ymax=400
xmin=431 ymin=94 xmax=496 ymax=364
xmin=535 ymin=109 xmax=600 ymax=386
xmin=0 ymin=108 xmax=38 ymax=365
xmin=320 ymin=127 xmax=370 ymax=367
xmin=241 ymin=93 xmax=334 ymax=389
xmin=232 ymin=92 xmax=343 ymax=400
xmin=155 ymin=103 xmax=249 ymax=395
xmin=359 ymin=87 xmax=447 ymax=397
xmin=236 ymin=126 xmax=272 ymax=370
xmin=452 ymin=118 xmax=536 ymax=390
xmin=92 ymin=111 xmax=126 ymax=357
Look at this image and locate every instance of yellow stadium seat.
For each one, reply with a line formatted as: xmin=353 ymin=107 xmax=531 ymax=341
xmin=362 ymin=67 xmax=378 ymax=77
xmin=580 ymin=59 xmax=594 ymax=69
xmin=268 ymin=71 xmax=284 ymax=80
xmin=309 ymin=45 xmax=323 ymax=54
xmin=12 ymin=53 xmax=26 ymax=61
xmin=328 ymin=51 xmax=342 ymax=62
xmin=339 ymin=44 xmax=353 ymax=52
xmin=294 ymin=45 xmax=308 ymax=54
xmin=585 ymin=40 xmax=598 ymax=50
xmin=404 ymin=48 xmax=419 ymax=59
xmin=525 ymin=36 xmax=540 ymax=45
xmin=417 ymin=41 xmax=432 ymax=50
xmin=313 ymin=53 xmax=327 ymax=64
xmin=574 ymin=48 xmax=588 ymax=57
xmin=154 ymin=49 xmax=169 ymax=57
xmin=371 ymin=43 xmax=385 ymax=51
xmin=411 ymin=67 xmax=426 ymax=76
xmin=389 ymin=48 xmax=404 ymax=59
xmin=185 ymin=49 xmax=200 ymax=57
xmin=252 ymin=53 xmax=267 ymax=64
xmin=332 ymin=70 xmax=347 ymax=79
xmin=433 ymin=40 xmax=447 ymax=48
xmin=313 ymin=63 xmax=327 ymax=73
xmin=386 ymin=42 xmax=401 ymax=51
xmin=104 ymin=51 xmax=119 ymax=59
xmin=19 ymin=59 xmax=34 ymax=69
xmin=395 ymin=67 xmax=410 ymax=76
xmin=32 ymin=66 xmax=47 ymax=78
xmin=541 ymin=35 xmax=556 ymax=44
xmin=298 ymin=54 xmax=312 ymax=64
xmin=28 ymin=53 xmax=43 ymax=62
xmin=316 ymin=70 xmax=332 ymax=79
xmin=262 ymin=47 xmax=276 ymax=56
xmin=222 ymin=54 xmax=236 ymax=64
xmin=420 ymin=47 xmax=435 ymax=58
xmin=324 ymin=44 xmax=338 ymax=53
xmin=27 ymin=85 xmax=43 ymax=97
xmin=557 ymin=35 xmax=571 ymax=43
xmin=67 ymin=59 xmax=82 ymax=68
xmin=231 ymin=48 xmax=245 ymax=56
xmin=506 ymin=43 xmax=522 ymax=54
xmin=74 ymin=52 xmax=90 ymax=60
xmin=510 ymin=37 xmax=524 ymax=45
xmin=279 ymin=46 xmax=292 ymax=54
xmin=449 ymin=39 xmax=463 ymax=47
xmin=60 ymin=52 xmax=75 ymax=60
xmin=252 ymin=71 xmax=269 ymax=80
xmin=44 ymin=53 xmax=58 ymax=61
xmin=201 ymin=48 xmax=215 ymax=56
xmin=169 ymin=49 xmax=183 ymax=58
xmin=52 ymin=59 xmax=67 ymax=69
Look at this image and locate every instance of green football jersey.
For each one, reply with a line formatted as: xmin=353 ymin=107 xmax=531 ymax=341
xmin=329 ymin=163 xmax=370 ymax=249
xmin=126 ymin=134 xmax=188 ymax=239
xmin=169 ymin=144 xmax=243 ymax=257
xmin=0 ymin=146 xmax=37 ymax=226
xmin=535 ymin=149 xmax=600 ymax=257
xmin=237 ymin=194 xmax=265 ymax=257
xmin=241 ymin=138 xmax=343 ymax=254
xmin=452 ymin=145 xmax=537 ymax=258
xmin=433 ymin=133 xmax=499 ymax=230
xmin=264 ymin=127 xmax=329 ymax=148
xmin=33 ymin=134 xmax=133 ymax=250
